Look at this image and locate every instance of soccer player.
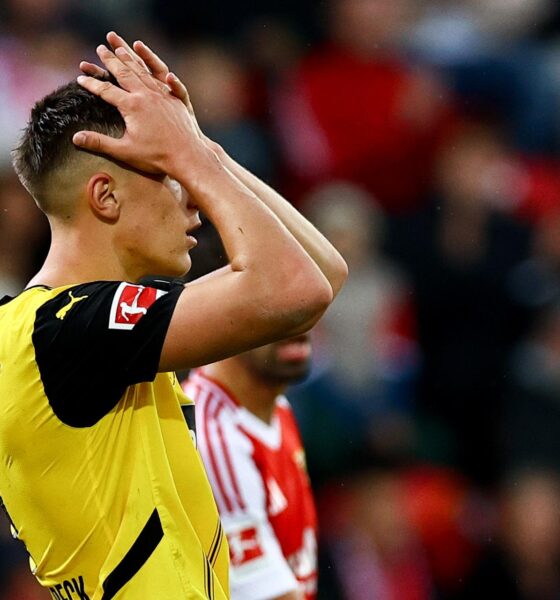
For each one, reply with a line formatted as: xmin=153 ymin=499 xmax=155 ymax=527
xmin=183 ymin=333 xmax=317 ymax=600
xmin=0 ymin=33 xmax=347 ymax=599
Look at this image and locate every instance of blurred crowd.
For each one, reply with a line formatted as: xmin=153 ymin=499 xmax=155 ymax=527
xmin=2 ymin=0 xmax=560 ymax=598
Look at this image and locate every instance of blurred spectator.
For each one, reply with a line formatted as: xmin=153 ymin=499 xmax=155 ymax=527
xmin=73 ymin=0 xmax=152 ymax=40
xmin=410 ymin=0 xmax=559 ymax=154
xmin=3 ymin=567 xmax=50 ymax=600
xmin=460 ymin=469 xmax=560 ymax=600
xmin=503 ymin=301 xmax=560 ymax=474
xmin=0 ymin=514 xmax=49 ymax=600
xmin=0 ymin=0 xmax=72 ymax=34
xmin=389 ymin=122 xmax=532 ymax=483
xmin=273 ymin=0 xmax=457 ymax=212
xmin=402 ymin=466 xmax=491 ymax=599
xmin=0 ymin=1 xmax=88 ymax=166
xmin=509 ymin=210 xmax=560 ymax=311
xmin=318 ymin=471 xmax=434 ymax=600
xmin=152 ymin=0 xmax=319 ymax=42
xmin=291 ymin=182 xmax=418 ymax=483
xmin=0 ymin=171 xmax=48 ymax=296
xmin=176 ymin=41 xmax=275 ymax=182
xmin=240 ymin=17 xmax=307 ymax=124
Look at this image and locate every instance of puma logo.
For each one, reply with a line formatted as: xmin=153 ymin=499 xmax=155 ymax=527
xmin=56 ymin=291 xmax=88 ymax=320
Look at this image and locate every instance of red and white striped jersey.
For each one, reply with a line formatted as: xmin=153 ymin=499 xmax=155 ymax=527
xmin=183 ymin=369 xmax=318 ymax=600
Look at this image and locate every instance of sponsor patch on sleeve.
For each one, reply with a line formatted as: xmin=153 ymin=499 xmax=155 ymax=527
xmin=228 ymin=526 xmax=265 ymax=567
xmin=109 ymin=283 xmax=166 ymax=330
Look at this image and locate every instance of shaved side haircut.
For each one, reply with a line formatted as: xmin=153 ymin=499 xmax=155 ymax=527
xmin=12 ymin=80 xmax=124 ymax=215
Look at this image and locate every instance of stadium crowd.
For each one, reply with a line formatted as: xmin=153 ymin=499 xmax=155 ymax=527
xmin=1 ymin=0 xmax=560 ymax=598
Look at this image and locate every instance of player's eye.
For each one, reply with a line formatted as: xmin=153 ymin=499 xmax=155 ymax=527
xmin=166 ymin=177 xmax=182 ymax=201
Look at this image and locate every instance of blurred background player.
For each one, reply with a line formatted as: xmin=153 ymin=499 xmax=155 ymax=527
xmin=183 ymin=334 xmax=317 ymax=600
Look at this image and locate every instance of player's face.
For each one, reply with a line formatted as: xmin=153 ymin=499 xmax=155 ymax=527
xmin=118 ymin=172 xmax=200 ymax=279
xmin=241 ymin=334 xmax=312 ymax=384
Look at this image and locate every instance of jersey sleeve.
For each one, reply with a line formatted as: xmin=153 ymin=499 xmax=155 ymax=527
xmin=33 ymin=280 xmax=184 ymax=427
xmin=196 ymin=405 xmax=299 ymax=600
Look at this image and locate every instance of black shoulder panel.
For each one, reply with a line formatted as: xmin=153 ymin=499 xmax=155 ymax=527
xmin=33 ymin=281 xmax=183 ymax=428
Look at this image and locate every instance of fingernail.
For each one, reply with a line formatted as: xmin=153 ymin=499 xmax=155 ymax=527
xmin=77 ymin=75 xmax=86 ymax=83
xmin=73 ymin=133 xmax=86 ymax=145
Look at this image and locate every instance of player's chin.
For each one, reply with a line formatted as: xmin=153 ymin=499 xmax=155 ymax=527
xmin=176 ymin=254 xmax=192 ymax=277
xmin=274 ymin=361 xmax=311 ymax=382
xmin=160 ymin=253 xmax=192 ymax=278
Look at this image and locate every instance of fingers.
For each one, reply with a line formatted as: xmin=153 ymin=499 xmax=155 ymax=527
xmin=131 ymin=41 xmax=192 ymax=109
xmin=80 ymin=31 xmax=149 ymax=83
xmin=72 ymin=130 xmax=120 ymax=155
xmin=133 ymin=40 xmax=170 ymax=82
xmin=106 ymin=32 xmax=174 ymax=94
xmin=76 ymin=74 xmax=127 ymax=105
xmin=107 ymin=31 xmax=148 ymax=72
xmin=113 ymin=46 xmax=162 ymax=91
xmin=102 ymin=33 xmax=177 ymax=97
xmin=80 ymin=61 xmax=109 ymax=80
xmin=166 ymin=72 xmax=189 ymax=103
xmin=95 ymin=44 xmax=143 ymax=92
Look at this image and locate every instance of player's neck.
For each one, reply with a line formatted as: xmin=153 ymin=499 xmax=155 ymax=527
xmin=28 ymin=225 xmax=133 ymax=288
xmin=203 ymin=361 xmax=285 ymax=425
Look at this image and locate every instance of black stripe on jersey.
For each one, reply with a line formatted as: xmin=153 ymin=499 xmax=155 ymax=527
xmin=208 ymin=521 xmax=223 ymax=567
xmin=203 ymin=555 xmax=214 ymax=600
xmin=181 ymin=404 xmax=197 ymax=437
xmin=101 ymin=509 xmax=163 ymax=600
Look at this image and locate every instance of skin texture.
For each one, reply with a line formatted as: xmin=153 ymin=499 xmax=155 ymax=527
xmin=29 ymin=33 xmax=347 ymax=373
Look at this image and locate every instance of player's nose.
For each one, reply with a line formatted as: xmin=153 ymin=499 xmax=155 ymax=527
xmin=182 ymin=187 xmax=198 ymax=211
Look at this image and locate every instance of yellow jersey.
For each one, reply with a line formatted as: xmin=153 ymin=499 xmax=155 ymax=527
xmin=0 ymin=280 xmax=228 ymax=599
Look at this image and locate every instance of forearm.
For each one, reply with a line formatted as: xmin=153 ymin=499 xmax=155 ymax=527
xmin=213 ymin=145 xmax=348 ymax=297
xmin=174 ymin=151 xmax=332 ymax=313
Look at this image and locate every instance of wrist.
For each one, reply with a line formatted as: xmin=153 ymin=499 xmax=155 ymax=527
xmin=167 ymin=144 xmax=221 ymax=184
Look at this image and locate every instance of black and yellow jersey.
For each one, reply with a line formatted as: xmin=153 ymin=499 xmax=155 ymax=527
xmin=0 ymin=280 xmax=228 ymax=600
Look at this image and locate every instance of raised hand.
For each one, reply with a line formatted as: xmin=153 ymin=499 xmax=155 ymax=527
xmin=80 ymin=32 xmax=208 ymax=142
xmin=74 ymin=43 xmax=212 ymax=177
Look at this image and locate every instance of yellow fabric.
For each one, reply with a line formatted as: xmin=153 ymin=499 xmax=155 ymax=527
xmin=0 ymin=287 xmax=229 ymax=599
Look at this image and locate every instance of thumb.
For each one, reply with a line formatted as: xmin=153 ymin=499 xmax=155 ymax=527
xmin=72 ymin=131 xmax=119 ymax=155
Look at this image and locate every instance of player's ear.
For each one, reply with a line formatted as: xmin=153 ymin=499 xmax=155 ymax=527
xmin=86 ymin=172 xmax=119 ymax=222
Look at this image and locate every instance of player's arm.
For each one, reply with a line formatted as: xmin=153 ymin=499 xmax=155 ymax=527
xmin=74 ymin=44 xmax=333 ymax=371
xmin=81 ymin=34 xmax=348 ymax=299
xmin=208 ymin=148 xmax=347 ymax=299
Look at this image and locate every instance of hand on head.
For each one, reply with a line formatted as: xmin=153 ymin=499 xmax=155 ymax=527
xmin=73 ymin=32 xmax=209 ymax=177
xmin=79 ymin=32 xmax=188 ymax=103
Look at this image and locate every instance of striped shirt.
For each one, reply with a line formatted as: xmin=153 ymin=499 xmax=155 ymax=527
xmin=184 ymin=369 xmax=318 ymax=600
